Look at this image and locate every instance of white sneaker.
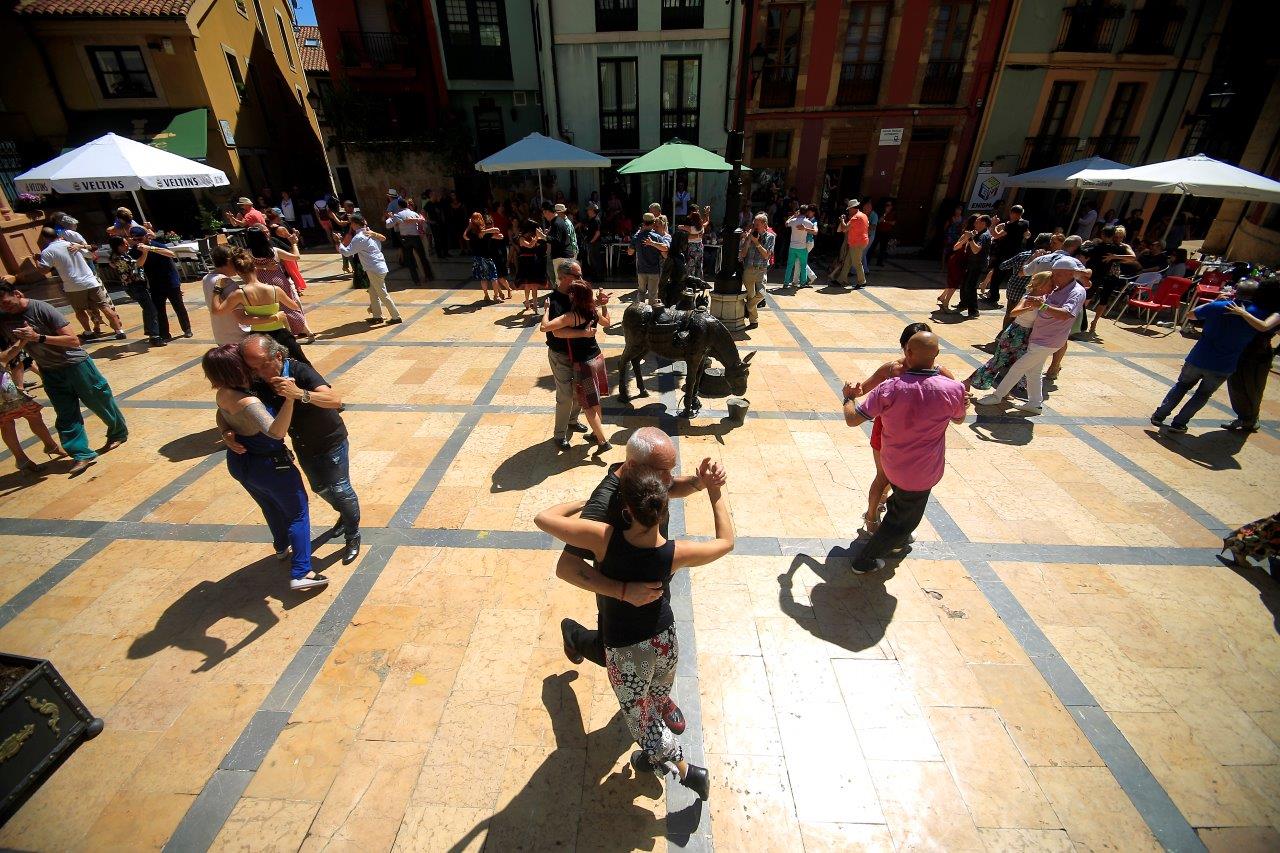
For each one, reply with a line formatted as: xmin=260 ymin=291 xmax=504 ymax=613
xmin=975 ymin=394 xmax=1005 ymax=407
xmin=1015 ymin=402 xmax=1043 ymax=414
xmin=290 ymin=573 xmax=329 ymax=591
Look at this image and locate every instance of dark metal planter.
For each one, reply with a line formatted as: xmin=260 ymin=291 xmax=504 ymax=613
xmin=0 ymin=653 xmax=104 ymax=824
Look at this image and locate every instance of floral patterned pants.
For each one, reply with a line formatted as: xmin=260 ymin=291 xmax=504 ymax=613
xmin=605 ymin=625 xmax=682 ymax=770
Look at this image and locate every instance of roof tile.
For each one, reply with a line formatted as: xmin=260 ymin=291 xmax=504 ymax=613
xmin=14 ymin=0 xmax=194 ymax=17
xmin=296 ymin=25 xmax=328 ymax=74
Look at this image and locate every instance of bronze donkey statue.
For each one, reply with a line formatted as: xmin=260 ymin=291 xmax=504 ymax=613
xmin=617 ymin=281 xmax=754 ymax=418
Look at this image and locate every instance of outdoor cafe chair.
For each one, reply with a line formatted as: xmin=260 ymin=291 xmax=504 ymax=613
xmin=1124 ymin=275 xmax=1193 ymax=334
xmin=1105 ymin=270 xmax=1164 ymax=321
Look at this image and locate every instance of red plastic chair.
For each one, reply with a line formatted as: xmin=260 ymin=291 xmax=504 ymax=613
xmin=1126 ymin=276 xmax=1193 ymax=333
xmin=1184 ymin=258 xmax=1201 ymax=275
xmin=1179 ymin=282 xmax=1224 ymax=330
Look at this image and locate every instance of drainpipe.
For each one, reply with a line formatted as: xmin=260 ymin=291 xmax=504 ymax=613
xmin=543 ymin=0 xmax=567 ymax=140
xmin=529 ymin=0 xmax=549 ymax=135
xmin=723 ymin=0 xmax=739 ymax=133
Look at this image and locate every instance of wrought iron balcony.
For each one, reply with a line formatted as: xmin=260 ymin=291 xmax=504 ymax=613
xmin=339 ymin=30 xmax=411 ymax=69
xmin=660 ymin=111 xmax=698 ymax=143
xmin=920 ymin=60 xmax=963 ymax=105
xmin=835 ymin=61 xmax=884 ymax=107
xmin=661 ymin=0 xmax=704 ymax=30
xmin=759 ymin=65 xmax=798 ymax=109
xmin=1021 ymin=136 xmax=1083 ymax=171
xmin=1123 ymin=4 xmax=1185 ymax=54
xmin=1087 ymin=135 xmax=1140 ymax=164
xmin=600 ymin=113 xmax=640 ymax=151
xmin=1056 ymin=2 xmax=1125 ymax=52
xmin=595 ymin=0 xmax=637 ymax=32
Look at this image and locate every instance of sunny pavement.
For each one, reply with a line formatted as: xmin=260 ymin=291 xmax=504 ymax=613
xmin=0 ymin=247 xmax=1276 ymax=852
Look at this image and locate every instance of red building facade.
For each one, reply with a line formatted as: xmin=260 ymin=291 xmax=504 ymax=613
xmin=312 ymin=0 xmax=449 ymax=137
xmin=743 ymin=0 xmax=1012 ymax=246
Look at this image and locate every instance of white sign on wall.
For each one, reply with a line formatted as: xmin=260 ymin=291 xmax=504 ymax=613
xmin=968 ymin=172 xmax=1010 ymax=212
xmin=878 ymin=128 xmax=904 ymax=146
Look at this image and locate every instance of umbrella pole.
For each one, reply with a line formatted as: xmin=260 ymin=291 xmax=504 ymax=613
xmin=130 ymin=189 xmax=147 ymax=225
xmin=1161 ymin=193 xmax=1187 ymax=244
xmin=1067 ymin=189 xmax=1084 ymax=235
xmin=537 ymin=170 xmax=543 ymax=204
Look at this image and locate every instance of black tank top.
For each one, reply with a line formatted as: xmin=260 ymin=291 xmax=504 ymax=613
xmin=597 ymin=525 xmax=675 ymax=648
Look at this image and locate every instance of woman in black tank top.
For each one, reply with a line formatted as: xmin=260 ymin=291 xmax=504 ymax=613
xmin=536 ymin=466 xmax=735 ymax=801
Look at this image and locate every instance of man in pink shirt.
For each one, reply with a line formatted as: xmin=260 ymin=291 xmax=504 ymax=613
xmin=833 ymin=198 xmax=870 ymax=289
xmin=843 ymin=331 xmax=967 ymax=573
xmin=225 ymin=197 xmax=267 ymax=229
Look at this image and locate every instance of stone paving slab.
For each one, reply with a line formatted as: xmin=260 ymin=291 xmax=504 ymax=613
xmin=0 ymin=252 xmax=1276 ymax=851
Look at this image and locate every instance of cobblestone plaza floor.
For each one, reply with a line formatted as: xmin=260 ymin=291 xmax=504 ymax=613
xmin=1 ymin=252 xmax=1277 ymax=851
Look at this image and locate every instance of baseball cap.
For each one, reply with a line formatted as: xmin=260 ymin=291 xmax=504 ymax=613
xmin=237 ymin=197 xmax=253 ymax=205
xmin=554 ymin=203 xmax=567 ymax=213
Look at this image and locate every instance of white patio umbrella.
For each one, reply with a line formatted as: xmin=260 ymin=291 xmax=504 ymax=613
xmin=475 ymin=132 xmax=609 ymax=202
xmin=15 ymin=132 xmax=229 ymax=221
xmin=1004 ymin=156 xmax=1131 ymax=228
xmin=1076 ymin=154 xmax=1280 ymax=241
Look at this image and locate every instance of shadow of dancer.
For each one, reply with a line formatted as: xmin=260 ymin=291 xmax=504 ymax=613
xmin=448 ymin=672 xmax=669 ymax=853
xmin=158 ymin=427 xmax=225 ymax=462
xmin=128 ymin=551 xmax=339 ymax=673
xmin=778 ymin=549 xmax=897 ymax=654
xmin=1146 ymin=427 xmax=1247 ymax=471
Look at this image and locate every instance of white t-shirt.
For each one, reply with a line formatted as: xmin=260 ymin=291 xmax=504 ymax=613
xmin=386 ymin=209 xmax=425 ymax=236
xmin=280 ymin=198 xmax=296 ymax=222
xmin=39 ymin=238 xmax=100 ymax=292
xmin=1073 ymin=209 xmax=1097 ymax=239
xmin=674 ymin=191 xmax=691 ymax=217
xmin=203 ymin=272 xmax=250 ymax=345
xmin=786 ymin=215 xmax=815 ymax=249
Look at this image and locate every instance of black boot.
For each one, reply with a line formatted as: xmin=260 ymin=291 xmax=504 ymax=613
xmin=680 ymin=764 xmax=710 ymax=801
xmin=342 ymin=533 xmax=361 ymax=565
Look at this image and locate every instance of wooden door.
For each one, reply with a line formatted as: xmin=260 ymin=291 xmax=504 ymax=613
xmin=895 ymin=133 xmax=947 ymax=245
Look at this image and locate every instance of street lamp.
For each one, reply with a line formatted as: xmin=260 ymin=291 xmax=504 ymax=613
xmin=749 ymin=42 xmax=768 ymax=81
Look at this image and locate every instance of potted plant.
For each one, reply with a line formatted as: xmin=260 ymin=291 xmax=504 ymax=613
xmin=12 ymin=193 xmax=44 ymax=219
xmin=0 ymin=653 xmax=103 ymax=823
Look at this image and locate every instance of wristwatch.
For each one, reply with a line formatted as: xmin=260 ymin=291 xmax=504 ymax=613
xmin=37 ymin=334 xmax=46 ymax=344
xmin=301 ymin=390 xmax=311 ymax=404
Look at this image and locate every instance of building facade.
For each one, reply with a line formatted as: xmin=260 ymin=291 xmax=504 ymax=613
xmin=742 ymin=0 xmax=1013 ymax=246
xmin=531 ymin=0 xmax=735 ymax=214
xmin=970 ymin=0 xmax=1235 ymax=236
xmin=2 ymin=0 xmax=327 ymax=206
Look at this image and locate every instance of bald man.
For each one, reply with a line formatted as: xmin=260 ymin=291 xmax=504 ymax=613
xmin=842 ymin=332 xmax=967 ymax=574
xmin=556 ymin=426 xmax=726 ymax=735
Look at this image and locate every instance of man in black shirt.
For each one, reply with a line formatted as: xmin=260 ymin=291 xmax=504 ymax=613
xmin=234 ymin=334 xmax=362 ymax=564
xmin=984 ymin=204 xmax=1030 ymax=307
xmin=544 ymin=259 xmax=592 ymax=449
xmin=556 ymin=426 xmax=726 ymax=735
xmin=580 ymin=202 xmax=602 ymax=281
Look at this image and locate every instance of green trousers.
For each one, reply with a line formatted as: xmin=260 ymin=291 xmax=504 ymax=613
xmin=43 ymin=359 xmax=128 ymax=461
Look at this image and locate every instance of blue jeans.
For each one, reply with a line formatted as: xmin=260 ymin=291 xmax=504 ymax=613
xmin=125 ymin=281 xmax=159 ymax=339
xmin=297 ymin=440 xmax=361 ymax=539
xmin=1154 ymin=362 xmax=1230 ymax=428
xmin=227 ymin=450 xmax=312 ymax=579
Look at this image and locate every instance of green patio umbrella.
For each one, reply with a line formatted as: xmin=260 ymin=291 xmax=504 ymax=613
xmin=617 ymin=139 xmax=747 ymax=215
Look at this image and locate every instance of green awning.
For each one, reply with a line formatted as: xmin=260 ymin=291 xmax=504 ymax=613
xmin=149 ymin=109 xmax=208 ymax=161
xmin=617 ymin=139 xmax=747 ymax=174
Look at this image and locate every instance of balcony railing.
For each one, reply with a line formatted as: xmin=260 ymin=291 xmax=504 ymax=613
xmin=661 ymin=0 xmax=704 ymax=30
xmin=835 ymin=61 xmax=883 ymax=107
xmin=339 ymin=30 xmax=411 ymax=68
xmin=595 ymin=1 xmax=637 ymax=32
xmin=600 ymin=113 xmax=640 ymax=151
xmin=660 ymin=111 xmax=698 ymax=143
xmin=1123 ymin=5 xmax=1185 ymax=54
xmin=1021 ymin=136 xmax=1082 ymax=171
xmin=1087 ymin=135 xmax=1140 ymax=164
xmin=759 ymin=65 xmax=798 ymax=109
xmin=1056 ymin=3 xmax=1125 ymax=52
xmin=920 ymin=60 xmax=963 ymax=104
